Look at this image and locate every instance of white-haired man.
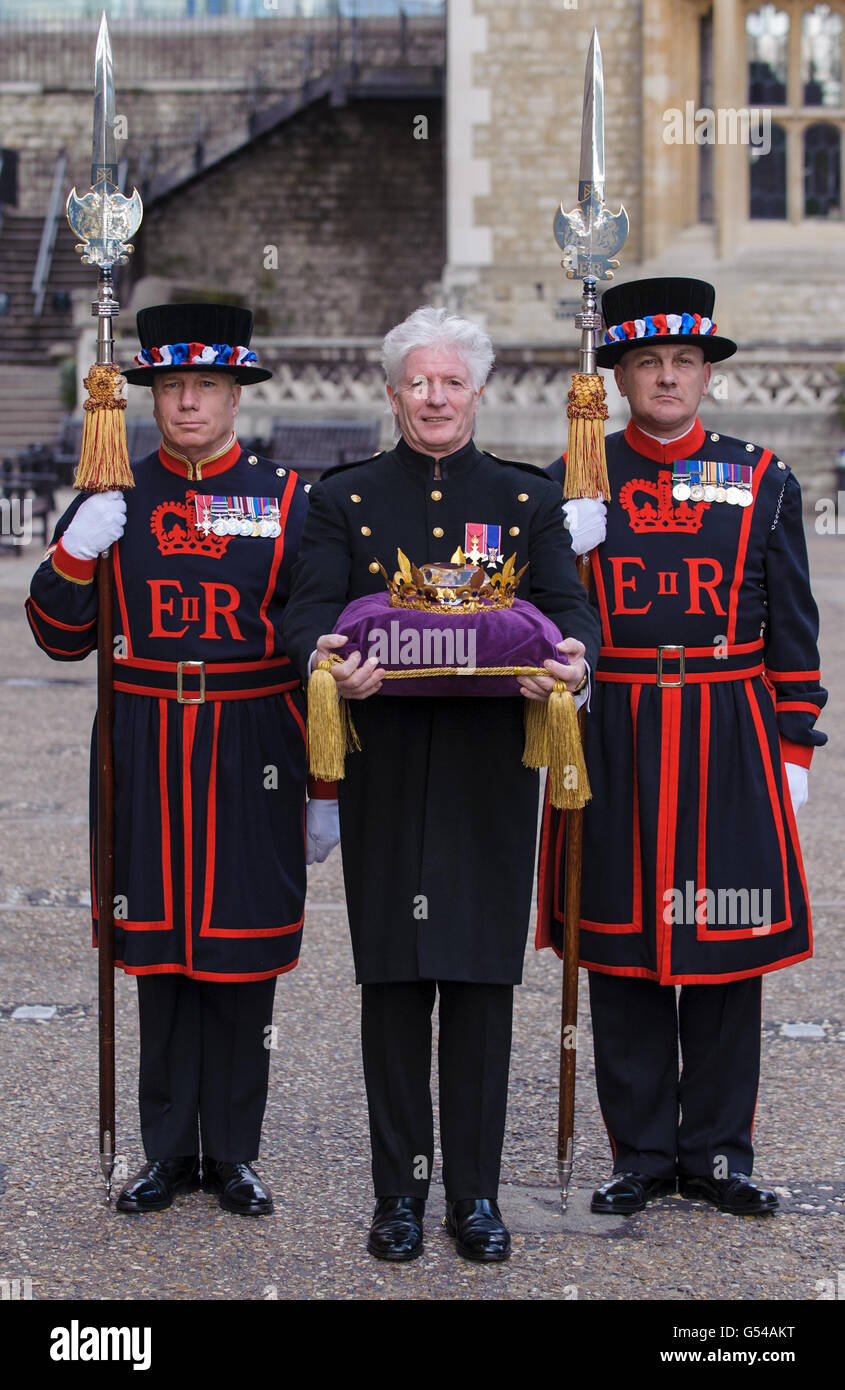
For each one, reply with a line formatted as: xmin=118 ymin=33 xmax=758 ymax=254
xmin=284 ymin=306 xmax=601 ymax=1261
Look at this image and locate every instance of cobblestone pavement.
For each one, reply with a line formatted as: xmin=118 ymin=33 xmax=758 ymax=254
xmin=0 ymin=511 xmax=842 ymax=1313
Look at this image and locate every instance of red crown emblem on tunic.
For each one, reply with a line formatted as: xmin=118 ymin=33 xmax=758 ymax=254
xmin=618 ymin=476 xmax=709 ymax=534
xmin=150 ymin=492 xmax=230 ymax=558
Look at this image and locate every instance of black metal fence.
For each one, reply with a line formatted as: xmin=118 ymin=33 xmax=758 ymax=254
xmin=0 ymin=3 xmax=443 ymax=18
xmin=0 ymin=8 xmax=445 ymax=85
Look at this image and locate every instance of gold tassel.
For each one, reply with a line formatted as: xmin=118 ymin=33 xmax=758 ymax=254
xmin=563 ymin=373 xmax=610 ymax=501
xmin=545 ymin=682 xmax=591 ymax=810
xmin=341 ymin=698 xmax=361 ymax=756
xmin=522 ymin=684 xmax=591 ymax=810
xmin=306 ymin=660 xmax=360 ymax=781
xmin=522 ymin=696 xmax=548 ymax=770
xmin=73 ymin=363 xmax=134 ymax=492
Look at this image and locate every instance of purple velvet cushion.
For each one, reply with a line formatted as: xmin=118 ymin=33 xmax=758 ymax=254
xmin=332 ymin=593 xmax=565 ymax=696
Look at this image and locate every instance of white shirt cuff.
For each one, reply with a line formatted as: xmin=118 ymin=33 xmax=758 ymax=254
xmin=573 ymin=661 xmax=592 ymax=712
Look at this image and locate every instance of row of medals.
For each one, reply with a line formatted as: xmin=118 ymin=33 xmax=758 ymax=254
xmin=671 ymin=465 xmax=754 ymax=508
xmin=195 ymin=496 xmax=282 ymax=539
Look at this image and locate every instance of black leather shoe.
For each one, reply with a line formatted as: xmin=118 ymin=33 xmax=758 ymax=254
xmin=590 ymin=1171 xmax=676 ymax=1214
xmin=367 ymin=1197 xmax=425 ymax=1261
xmin=115 ymin=1157 xmax=200 ymax=1213
xmin=202 ymin=1159 xmax=274 ymax=1216
xmin=445 ymin=1198 xmax=511 ymax=1262
xmin=679 ymin=1171 xmax=779 ymax=1214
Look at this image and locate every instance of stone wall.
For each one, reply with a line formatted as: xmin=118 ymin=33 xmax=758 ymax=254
xmin=441 ymin=0 xmax=845 ymax=358
xmin=443 ymin=0 xmax=643 ymax=343
xmin=131 ymin=96 xmax=443 ymax=339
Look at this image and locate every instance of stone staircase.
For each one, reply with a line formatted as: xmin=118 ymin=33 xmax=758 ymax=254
xmin=0 ymin=208 xmax=90 ymax=367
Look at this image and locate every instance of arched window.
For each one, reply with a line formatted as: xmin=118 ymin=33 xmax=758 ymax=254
xmin=802 ymin=4 xmax=843 ymax=106
xmin=750 ymin=122 xmax=788 ymax=217
xmin=747 ymin=4 xmax=790 ymax=104
xmin=804 ymin=122 xmax=841 ymax=214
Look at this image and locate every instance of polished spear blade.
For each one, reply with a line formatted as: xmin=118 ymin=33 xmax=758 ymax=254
xmin=577 ymin=28 xmax=604 ymax=207
xmin=92 ymin=11 xmax=117 ymax=190
xmin=554 ymin=27 xmax=627 ymax=281
xmin=68 ymin=10 xmax=142 ymax=269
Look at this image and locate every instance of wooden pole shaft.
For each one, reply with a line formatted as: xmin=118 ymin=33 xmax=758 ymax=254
xmin=557 ymin=552 xmax=591 ymax=1198
xmin=96 ymin=550 xmax=116 ymax=1193
xmin=558 ymin=732 xmax=584 ymax=1165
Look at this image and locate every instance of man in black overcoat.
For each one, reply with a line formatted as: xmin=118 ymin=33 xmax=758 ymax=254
xmin=284 ymin=306 xmax=600 ymax=1261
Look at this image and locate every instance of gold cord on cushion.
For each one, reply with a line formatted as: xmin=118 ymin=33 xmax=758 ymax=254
xmin=381 ymin=665 xmax=547 ymax=679
xmin=306 ymin=650 xmax=590 ymax=806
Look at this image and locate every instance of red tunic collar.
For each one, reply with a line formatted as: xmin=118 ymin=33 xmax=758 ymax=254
xmin=158 ymin=435 xmax=242 ymax=481
xmin=624 ymin=418 xmax=706 ymax=466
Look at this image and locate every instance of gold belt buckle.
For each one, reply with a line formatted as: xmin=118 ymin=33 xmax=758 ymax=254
xmin=656 ymin=645 xmax=685 ymax=688
xmin=176 ymin=660 xmax=206 ymax=704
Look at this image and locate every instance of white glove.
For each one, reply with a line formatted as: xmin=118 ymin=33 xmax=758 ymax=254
xmin=62 ymin=490 xmax=126 ymax=560
xmin=563 ymin=498 xmax=606 ymax=555
xmin=785 ymin=763 xmax=808 ymax=814
xmin=306 ymin=798 xmax=340 ymax=865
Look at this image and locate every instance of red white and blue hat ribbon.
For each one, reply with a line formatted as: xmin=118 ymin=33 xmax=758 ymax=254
xmin=604 ymin=312 xmax=717 ymax=346
xmin=134 ymin=341 xmax=259 ymax=368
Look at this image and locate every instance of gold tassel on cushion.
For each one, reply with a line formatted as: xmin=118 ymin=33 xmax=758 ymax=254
xmin=522 ymin=695 xmax=549 ymax=770
xmin=522 ymin=683 xmax=591 ymax=810
xmin=563 ymin=373 xmax=610 ymax=501
xmin=73 ymin=363 xmax=134 ymax=492
xmin=545 ymin=682 xmax=591 ymax=809
xmin=306 ymin=659 xmax=360 ymax=781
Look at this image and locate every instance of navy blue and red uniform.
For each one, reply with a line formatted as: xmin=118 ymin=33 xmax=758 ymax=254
xmin=27 ymin=437 xmax=313 ymax=982
xmin=536 ymin=417 xmax=826 ymax=1179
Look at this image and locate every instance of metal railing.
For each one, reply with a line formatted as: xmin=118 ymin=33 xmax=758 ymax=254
xmin=0 ymin=8 xmax=445 ymax=85
xmin=30 ymin=149 xmax=66 ymax=317
xmin=0 ymin=3 xmax=443 ymax=19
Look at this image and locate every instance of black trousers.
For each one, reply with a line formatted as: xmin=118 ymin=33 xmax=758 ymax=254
xmin=136 ymin=974 xmax=277 ymax=1163
xmin=360 ymin=980 xmax=513 ymax=1203
xmin=588 ymin=972 xmax=763 ymax=1180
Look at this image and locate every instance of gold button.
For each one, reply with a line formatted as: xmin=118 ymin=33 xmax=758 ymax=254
xmin=430 ymin=489 xmax=442 ymax=501
xmin=432 ymin=526 xmax=444 ymax=538
xmin=351 ymin=494 xmax=362 ymax=503
xmin=248 ymin=454 xmax=258 ymax=465
xmin=777 ymin=460 xmax=786 ymax=470
xmin=518 ymin=492 xmax=528 ymax=502
xmin=369 ymin=561 xmax=380 ymax=574
xmin=361 ymin=526 xmax=371 ymax=536
xmin=509 ymin=526 xmax=520 ymax=537
xmin=276 ymin=467 xmax=286 ymax=477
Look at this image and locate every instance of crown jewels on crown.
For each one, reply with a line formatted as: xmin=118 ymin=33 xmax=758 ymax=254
xmin=378 ymin=548 xmax=528 ymax=613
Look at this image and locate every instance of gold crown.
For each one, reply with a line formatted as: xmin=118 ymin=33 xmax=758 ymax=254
xmin=379 ymin=548 xmax=528 ymax=613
